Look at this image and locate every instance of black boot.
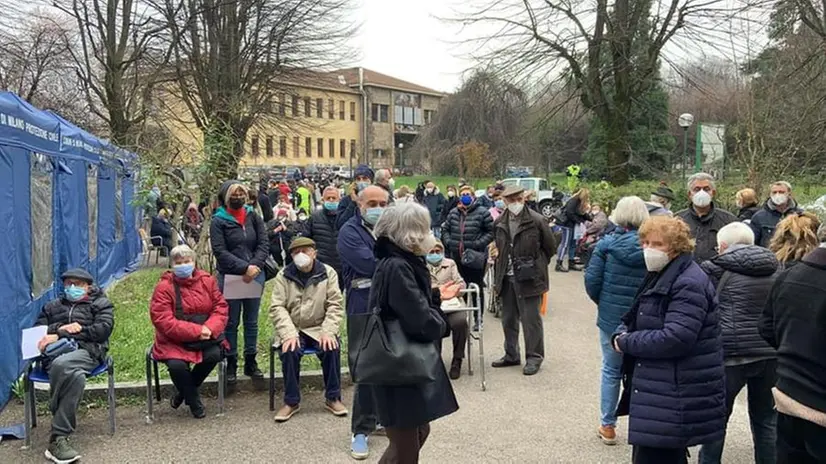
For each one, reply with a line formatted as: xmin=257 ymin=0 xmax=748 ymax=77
xmin=244 ymin=354 xmax=264 ymax=380
xmin=226 ymin=356 xmax=238 ymax=385
xmin=555 ymin=261 xmax=568 ymax=273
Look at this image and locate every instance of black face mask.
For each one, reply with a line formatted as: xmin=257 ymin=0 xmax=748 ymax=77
xmin=228 ymin=198 xmax=246 ymax=210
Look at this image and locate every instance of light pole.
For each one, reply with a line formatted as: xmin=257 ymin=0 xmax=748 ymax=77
xmin=397 ymin=142 xmax=404 ymax=170
xmin=678 ymin=113 xmax=694 ymax=180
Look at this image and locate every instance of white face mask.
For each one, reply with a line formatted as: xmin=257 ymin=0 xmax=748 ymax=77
xmin=507 ymin=202 xmax=525 ymax=215
xmin=293 ymin=252 xmax=313 ymax=270
xmin=426 ymin=187 xmax=434 ymax=194
xmin=771 ymin=193 xmax=789 ymax=205
xmin=643 ymin=248 xmax=671 ymax=272
xmin=447 ymin=191 xmax=455 ymax=198
xmin=691 ymin=190 xmax=712 ymax=208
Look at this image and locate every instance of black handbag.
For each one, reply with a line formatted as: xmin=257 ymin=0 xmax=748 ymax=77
xmin=461 ymin=248 xmax=487 ymax=270
xmin=173 ymin=282 xmax=225 ymax=351
xmin=263 ymin=255 xmax=279 ymax=281
xmin=349 ymin=277 xmax=440 ymax=386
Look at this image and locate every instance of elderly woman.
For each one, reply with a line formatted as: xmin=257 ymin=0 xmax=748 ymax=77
xmin=369 ymin=202 xmax=459 ymax=463
xmin=613 ymin=216 xmax=726 ymax=464
xmin=426 ymin=240 xmax=468 ymax=380
xmin=769 ymin=212 xmax=821 ymax=269
xmin=150 ymin=245 xmax=229 ymax=418
xmin=584 ymin=196 xmax=650 ymax=445
xmin=210 ymin=181 xmax=269 ymax=385
xmin=735 ymin=188 xmax=760 ymax=222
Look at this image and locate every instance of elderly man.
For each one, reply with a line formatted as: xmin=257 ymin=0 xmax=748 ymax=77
xmin=491 ymin=185 xmax=556 ymax=376
xmin=36 ymin=268 xmax=114 ymax=464
xmin=270 ymin=237 xmax=346 ymax=422
xmin=305 ymin=186 xmax=343 ymax=287
xmin=374 ymin=168 xmax=395 ymax=204
xmin=676 ymin=172 xmax=737 ymax=262
xmin=337 ymin=185 xmax=390 ymax=459
xmin=422 ymin=180 xmax=446 ymax=238
xmin=750 ymin=181 xmax=803 ymax=248
xmin=647 ymin=184 xmax=676 ymax=217
xmin=336 ymin=163 xmax=374 ymax=228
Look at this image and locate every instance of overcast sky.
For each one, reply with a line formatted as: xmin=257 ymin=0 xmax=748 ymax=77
xmin=353 ymin=0 xmax=471 ymax=93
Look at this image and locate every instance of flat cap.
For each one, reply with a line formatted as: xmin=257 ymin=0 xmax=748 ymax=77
xmin=61 ymin=268 xmax=94 ymax=284
xmin=289 ymin=237 xmax=316 ymax=252
xmin=502 ymin=185 xmax=525 ymax=198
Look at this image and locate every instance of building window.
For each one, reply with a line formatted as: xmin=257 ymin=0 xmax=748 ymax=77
xmin=316 ymin=98 xmax=323 ymax=118
xmin=279 ymin=93 xmax=286 ymax=116
xmin=340 ymin=139 xmax=346 ymax=159
xmin=266 ymin=136 xmax=274 ymax=157
xmin=374 ymin=149 xmax=385 ymax=158
xmin=293 ymin=136 xmax=299 ymax=157
xmin=424 ymin=109 xmax=434 ymax=124
xmin=350 ymin=101 xmax=356 ymax=121
xmin=317 ymin=137 xmax=324 ymax=157
xmin=292 ymin=96 xmax=299 ymax=116
xmin=328 ymin=99 xmax=334 ymax=119
xmin=329 ymin=139 xmax=335 ymax=158
xmin=350 ymin=139 xmax=356 ymax=159
xmin=305 ymin=137 xmax=312 ymax=157
xmin=304 ymin=97 xmax=311 ymax=117
xmin=371 ymin=104 xmax=389 ymax=122
xmin=339 ymin=100 xmax=345 ymax=120
xmin=251 ymin=135 xmax=259 ymax=158
xmin=280 ymin=136 xmax=287 ymax=157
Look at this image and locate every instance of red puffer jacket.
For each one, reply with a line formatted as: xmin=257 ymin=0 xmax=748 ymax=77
xmin=150 ymin=269 xmax=229 ymax=364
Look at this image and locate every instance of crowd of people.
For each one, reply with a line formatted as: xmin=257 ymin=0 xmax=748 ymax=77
xmin=29 ymin=166 xmax=826 ymax=464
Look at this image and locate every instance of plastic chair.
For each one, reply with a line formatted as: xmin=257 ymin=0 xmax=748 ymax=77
xmin=144 ymin=345 xmax=226 ymax=424
xmin=269 ymin=338 xmax=320 ymax=411
xmin=139 ymin=228 xmax=169 ymax=267
xmin=23 ymin=356 xmax=115 ymax=448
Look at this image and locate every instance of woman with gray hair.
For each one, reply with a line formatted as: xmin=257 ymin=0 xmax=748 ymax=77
xmin=150 ymin=245 xmax=229 ymax=418
xmin=367 ymin=202 xmax=459 ymax=462
xmin=584 ymin=196 xmax=650 ymax=445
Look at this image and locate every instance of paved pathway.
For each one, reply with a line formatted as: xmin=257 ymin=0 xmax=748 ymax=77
xmin=0 ymin=271 xmax=757 ymax=463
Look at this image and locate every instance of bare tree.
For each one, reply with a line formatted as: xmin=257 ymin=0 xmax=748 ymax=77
xmin=0 ymin=14 xmax=70 ymax=101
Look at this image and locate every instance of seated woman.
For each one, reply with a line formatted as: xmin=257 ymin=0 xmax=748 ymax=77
xmin=150 ymin=245 xmax=229 ymax=419
xmin=426 ymin=240 xmax=469 ymax=380
xmin=150 ymin=208 xmax=175 ymax=256
xmin=269 ymin=237 xmax=347 ymax=422
xmin=613 ymin=216 xmax=726 ymax=463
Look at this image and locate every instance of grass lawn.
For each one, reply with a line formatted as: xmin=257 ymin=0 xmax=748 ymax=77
xmin=100 ymin=268 xmax=347 ymax=383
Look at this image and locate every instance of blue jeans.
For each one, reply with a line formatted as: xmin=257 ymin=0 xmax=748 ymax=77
xmin=556 ymin=226 xmax=576 ymax=262
xmin=699 ymin=359 xmax=777 ymax=464
xmin=279 ymin=333 xmax=341 ymax=406
xmin=599 ymin=329 xmax=623 ymax=427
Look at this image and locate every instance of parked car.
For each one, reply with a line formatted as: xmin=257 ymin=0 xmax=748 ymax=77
xmin=500 ymin=177 xmax=565 ymax=219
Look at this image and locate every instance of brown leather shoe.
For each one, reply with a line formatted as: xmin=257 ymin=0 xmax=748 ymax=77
xmin=598 ymin=425 xmax=617 ymax=445
xmin=274 ymin=403 xmax=300 ymax=422
xmin=325 ymin=400 xmax=348 ymax=417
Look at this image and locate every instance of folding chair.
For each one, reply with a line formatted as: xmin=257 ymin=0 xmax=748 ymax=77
xmin=23 ymin=356 xmax=115 ymax=448
xmin=449 ymin=284 xmax=486 ymax=391
xmin=268 ymin=338 xmax=320 ymax=411
xmin=144 ymin=345 xmax=226 ymax=424
xmin=139 ymin=228 xmax=169 ymax=267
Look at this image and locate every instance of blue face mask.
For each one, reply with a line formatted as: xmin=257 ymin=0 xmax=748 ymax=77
xmin=173 ymin=263 xmax=195 ymax=279
xmin=324 ymin=201 xmax=339 ymax=211
xmin=494 ymin=200 xmax=505 ymax=209
xmin=64 ymin=285 xmax=87 ymax=302
xmin=356 ymin=181 xmax=370 ymax=192
xmin=460 ymin=195 xmax=473 ymax=206
xmin=426 ymin=253 xmax=443 ymax=265
xmin=363 ymin=207 xmax=384 ymax=225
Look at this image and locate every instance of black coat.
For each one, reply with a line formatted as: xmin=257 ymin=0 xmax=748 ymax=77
xmin=267 ymin=218 xmax=298 ymax=267
xmin=150 ymin=216 xmax=174 ymax=250
xmin=561 ymin=196 xmax=590 ymax=228
xmin=701 ymin=245 xmax=778 ymax=359
xmin=366 ymin=237 xmax=459 ymax=428
xmin=737 ymin=205 xmax=760 ymax=221
xmin=36 ymin=287 xmax=114 ymax=363
xmin=306 ymin=208 xmax=341 ymax=272
xmin=493 ymin=208 xmax=557 ymax=298
xmin=210 ymin=205 xmax=270 ymax=275
xmin=675 ymin=203 xmax=738 ymax=263
xmin=441 ymin=202 xmax=494 ymax=261
xmin=441 ymin=196 xmax=459 ymax=225
xmin=760 ymin=247 xmax=826 ymax=414
xmin=749 ymin=200 xmax=803 ymax=248
xmin=258 ymin=190 xmax=274 ymax=222
xmin=422 ymin=191 xmax=446 ymax=227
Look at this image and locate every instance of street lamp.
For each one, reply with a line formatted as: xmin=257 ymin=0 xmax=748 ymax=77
xmin=678 ymin=113 xmax=694 ymax=180
xmin=397 ymin=142 xmax=404 ymax=169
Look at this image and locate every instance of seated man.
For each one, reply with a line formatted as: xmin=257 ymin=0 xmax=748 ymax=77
xmin=269 ymin=237 xmax=347 ymax=422
xmin=36 ymin=268 xmax=114 ymax=464
xmin=426 ymin=240 xmax=469 ymax=380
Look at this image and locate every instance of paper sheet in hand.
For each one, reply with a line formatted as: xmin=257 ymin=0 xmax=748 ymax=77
xmin=223 ymin=275 xmax=263 ymax=300
xmin=21 ymin=325 xmax=47 ymax=360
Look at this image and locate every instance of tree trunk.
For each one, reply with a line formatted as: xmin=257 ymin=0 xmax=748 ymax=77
xmin=604 ymin=119 xmax=630 ymax=185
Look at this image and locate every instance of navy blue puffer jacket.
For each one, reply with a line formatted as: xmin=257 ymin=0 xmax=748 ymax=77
xmin=585 ymin=229 xmax=647 ymax=334
xmin=616 ymin=253 xmax=726 ymax=449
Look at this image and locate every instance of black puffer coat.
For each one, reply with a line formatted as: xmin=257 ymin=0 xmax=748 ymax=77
xmin=441 ymin=202 xmax=494 ymax=261
xmin=701 ymin=244 xmax=778 ymax=359
xmin=210 ymin=180 xmax=270 ymax=275
xmin=36 ymin=287 xmax=114 ymax=363
xmin=422 ymin=191 xmax=445 ymax=228
xmin=306 ymin=208 xmax=341 ymax=272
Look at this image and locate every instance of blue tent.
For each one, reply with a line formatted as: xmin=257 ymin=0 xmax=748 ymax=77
xmin=0 ymin=92 xmax=141 ymax=409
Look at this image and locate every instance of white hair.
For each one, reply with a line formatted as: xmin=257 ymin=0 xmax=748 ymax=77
xmin=771 ymin=181 xmax=792 ymax=192
xmin=375 ymin=169 xmax=392 ymax=185
xmin=374 ymin=202 xmax=432 ymax=253
xmin=223 ymin=183 xmax=248 ymax=205
xmin=650 ymin=194 xmax=671 ymax=206
xmin=322 ymin=186 xmax=340 ymax=197
xmin=170 ymin=244 xmax=197 ymax=261
xmin=610 ymin=196 xmax=650 ymax=229
xmin=687 ymin=172 xmax=716 ymax=191
xmin=717 ymin=222 xmax=755 ymax=248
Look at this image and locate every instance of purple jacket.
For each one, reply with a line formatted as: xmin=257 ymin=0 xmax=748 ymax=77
xmin=617 ymin=253 xmax=726 ymax=449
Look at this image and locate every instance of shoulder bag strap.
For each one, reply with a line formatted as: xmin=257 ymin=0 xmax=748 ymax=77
xmin=173 ymin=282 xmax=185 ymax=320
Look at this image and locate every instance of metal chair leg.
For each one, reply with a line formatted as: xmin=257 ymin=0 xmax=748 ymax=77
xmin=107 ymin=360 xmax=116 ymax=435
xmin=269 ymin=344 xmax=276 ymax=412
xmin=23 ymin=374 xmax=32 ymax=448
xmin=145 ymin=354 xmax=154 ymax=424
xmin=466 ymin=310 xmax=474 ymax=376
xmin=478 ymin=305 xmax=486 ymax=391
xmin=153 ymin=359 xmax=161 ymax=401
xmin=217 ymin=358 xmax=226 ymax=416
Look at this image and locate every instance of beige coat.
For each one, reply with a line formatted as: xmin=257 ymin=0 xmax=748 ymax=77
xmin=428 ymin=258 xmax=466 ymax=309
xmin=269 ymin=262 xmax=344 ymax=346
